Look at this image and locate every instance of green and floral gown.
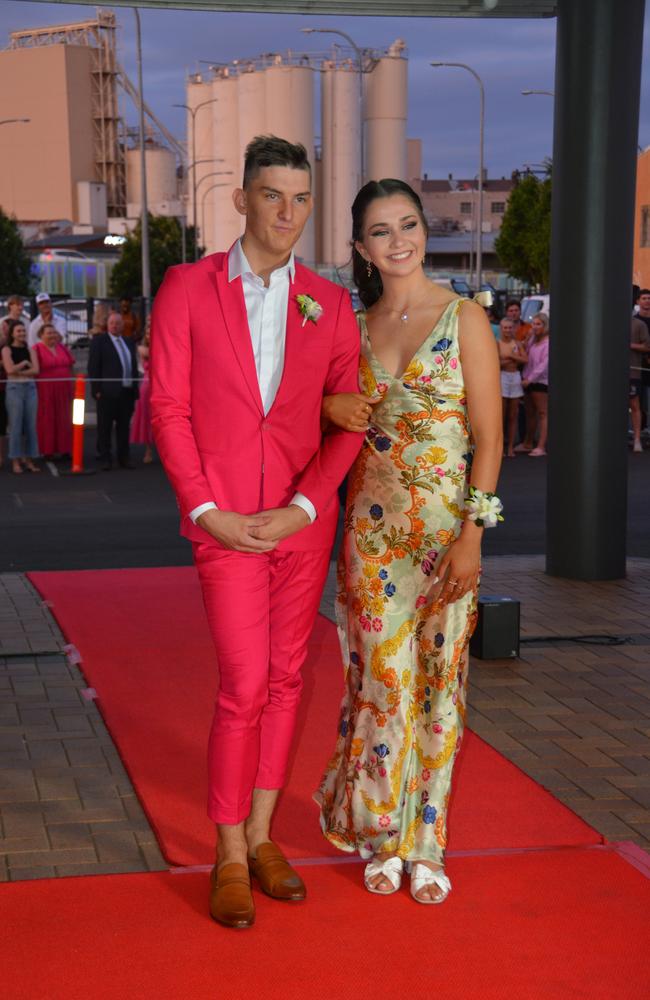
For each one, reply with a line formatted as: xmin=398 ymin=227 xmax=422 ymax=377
xmin=315 ymin=299 xmax=478 ymax=864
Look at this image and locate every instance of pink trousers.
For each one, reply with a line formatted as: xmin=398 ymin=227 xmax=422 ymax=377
xmin=193 ymin=542 xmax=331 ymax=825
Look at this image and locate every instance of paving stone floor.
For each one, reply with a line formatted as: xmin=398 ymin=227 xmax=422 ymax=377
xmin=1 ymin=560 xmax=649 ymax=881
xmin=0 ymin=575 xmax=166 ymax=882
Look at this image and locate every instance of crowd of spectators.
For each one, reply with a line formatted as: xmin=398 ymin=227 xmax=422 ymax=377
xmin=631 ymin=288 xmax=650 ymax=453
xmin=488 ymin=290 xmax=650 ymax=457
xmin=0 ymin=296 xmax=154 ymax=472
xmin=489 ymin=297 xmax=549 ymax=458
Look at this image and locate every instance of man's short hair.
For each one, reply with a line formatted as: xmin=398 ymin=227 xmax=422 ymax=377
xmin=639 ymin=288 xmax=650 ymax=297
xmin=243 ymin=135 xmax=311 ymax=189
xmin=505 ymin=298 xmax=521 ymax=309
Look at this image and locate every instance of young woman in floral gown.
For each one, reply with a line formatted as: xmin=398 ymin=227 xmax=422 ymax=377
xmin=315 ymin=180 xmax=502 ymax=903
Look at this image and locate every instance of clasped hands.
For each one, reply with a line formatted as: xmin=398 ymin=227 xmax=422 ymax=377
xmin=196 ymin=505 xmax=310 ymax=553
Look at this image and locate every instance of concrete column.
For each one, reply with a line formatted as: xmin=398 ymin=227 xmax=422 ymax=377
xmin=546 ymin=0 xmax=645 ymax=580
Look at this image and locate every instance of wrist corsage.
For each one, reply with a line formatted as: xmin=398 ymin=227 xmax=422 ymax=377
xmin=465 ymin=486 xmax=504 ymax=528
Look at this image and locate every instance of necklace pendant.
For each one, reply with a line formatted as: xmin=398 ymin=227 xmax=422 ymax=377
xmin=400 ymin=311 xmax=408 ymax=323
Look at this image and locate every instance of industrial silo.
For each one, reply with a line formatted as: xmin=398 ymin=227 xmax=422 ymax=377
xmin=126 ymin=143 xmax=178 ymax=216
xmin=364 ymin=40 xmax=408 ymax=183
xmin=321 ymin=60 xmax=360 ymax=267
xmin=237 ymin=66 xmax=267 ymax=167
xmin=264 ymin=61 xmax=316 ymax=264
xmin=201 ymin=70 xmax=240 ymax=254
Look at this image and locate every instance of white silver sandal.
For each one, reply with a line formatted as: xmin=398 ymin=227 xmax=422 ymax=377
xmin=363 ymin=856 xmax=404 ymax=895
xmin=407 ymin=862 xmax=451 ymax=904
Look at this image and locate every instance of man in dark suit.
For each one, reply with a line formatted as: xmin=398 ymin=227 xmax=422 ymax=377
xmin=88 ymin=310 xmax=139 ymax=470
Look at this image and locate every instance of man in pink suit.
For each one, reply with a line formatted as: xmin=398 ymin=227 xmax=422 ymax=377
xmin=150 ymin=136 xmax=364 ymax=928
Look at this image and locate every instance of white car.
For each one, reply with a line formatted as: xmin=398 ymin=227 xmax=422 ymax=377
xmin=521 ymin=294 xmax=550 ymax=322
xmin=39 ymin=249 xmax=88 ymax=261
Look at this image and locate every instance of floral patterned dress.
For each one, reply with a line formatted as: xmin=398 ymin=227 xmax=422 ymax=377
xmin=315 ymin=298 xmax=478 ymax=864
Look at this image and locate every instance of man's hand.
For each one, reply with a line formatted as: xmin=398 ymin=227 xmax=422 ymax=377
xmin=196 ymin=508 xmax=278 ymax=553
xmin=251 ymin=505 xmax=310 ymax=543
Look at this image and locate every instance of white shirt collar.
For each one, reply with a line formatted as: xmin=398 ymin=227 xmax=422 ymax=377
xmin=228 ymin=238 xmax=295 ymax=284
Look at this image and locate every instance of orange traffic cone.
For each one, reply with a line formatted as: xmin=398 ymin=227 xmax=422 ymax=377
xmin=71 ymin=374 xmax=86 ymax=473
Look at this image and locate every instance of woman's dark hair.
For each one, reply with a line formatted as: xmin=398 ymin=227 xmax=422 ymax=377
xmin=243 ymin=135 xmax=311 ymax=189
xmin=351 ymin=179 xmax=429 ymax=309
xmin=39 ymin=322 xmax=57 ymax=338
xmin=6 ymin=318 xmax=26 ymax=345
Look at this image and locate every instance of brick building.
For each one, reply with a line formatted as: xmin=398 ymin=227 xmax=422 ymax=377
xmin=415 ymin=175 xmax=515 ymax=235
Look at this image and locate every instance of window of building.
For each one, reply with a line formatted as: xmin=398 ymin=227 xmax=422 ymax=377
xmin=460 ymin=202 xmax=472 ymax=214
xmin=491 ymin=201 xmax=506 ymax=214
xmin=641 ymin=206 xmax=650 ymax=248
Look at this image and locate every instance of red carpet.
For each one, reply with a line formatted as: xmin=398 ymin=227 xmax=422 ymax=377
xmin=29 ymin=568 xmax=602 ymax=866
xmin=3 ymin=848 xmax=649 ymax=1000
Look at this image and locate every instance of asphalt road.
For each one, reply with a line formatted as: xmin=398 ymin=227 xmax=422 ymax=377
xmin=1 ymin=444 xmax=648 ymax=572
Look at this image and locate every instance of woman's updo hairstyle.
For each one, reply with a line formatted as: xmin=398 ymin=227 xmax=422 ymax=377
xmin=351 ymin=179 xmax=429 ymax=309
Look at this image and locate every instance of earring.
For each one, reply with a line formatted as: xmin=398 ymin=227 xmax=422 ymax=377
xmin=366 ymin=261 xmax=373 ymax=277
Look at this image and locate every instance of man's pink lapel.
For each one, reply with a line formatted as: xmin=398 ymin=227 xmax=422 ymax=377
xmin=270 ymin=262 xmax=314 ymax=412
xmin=210 ymin=252 xmax=264 ymax=416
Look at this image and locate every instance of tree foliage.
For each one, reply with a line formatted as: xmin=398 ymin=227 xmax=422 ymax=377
xmin=109 ymin=215 xmax=198 ymax=299
xmin=495 ymin=172 xmax=552 ymax=288
xmin=0 ymin=207 xmax=34 ymax=295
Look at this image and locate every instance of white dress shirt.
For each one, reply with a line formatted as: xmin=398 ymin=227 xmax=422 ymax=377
xmin=189 ymin=240 xmax=316 ymax=525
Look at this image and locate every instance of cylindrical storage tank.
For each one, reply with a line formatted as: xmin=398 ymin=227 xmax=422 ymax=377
xmin=320 ymin=63 xmax=334 ymax=266
xmin=126 ymin=145 xmax=177 ymax=216
xmin=364 ymin=43 xmax=408 ymax=183
xmin=202 ymin=72 xmax=240 ymax=254
xmin=237 ymin=67 xmax=267 ymax=175
xmin=321 ymin=64 xmax=360 ymax=267
xmin=187 ymin=77 xmax=214 ymax=252
xmin=125 ymin=147 xmax=142 ymax=214
xmin=264 ymin=64 xmax=316 ymax=265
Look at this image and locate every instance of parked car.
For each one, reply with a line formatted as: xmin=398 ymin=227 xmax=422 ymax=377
xmin=521 ymin=294 xmax=550 ymax=322
xmin=51 ymin=298 xmax=90 ymax=348
xmin=450 ymin=278 xmax=474 ymax=298
xmin=39 ymin=249 xmax=88 ymax=261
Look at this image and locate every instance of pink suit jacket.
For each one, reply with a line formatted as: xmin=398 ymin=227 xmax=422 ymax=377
xmin=150 ymin=250 xmax=364 ymax=551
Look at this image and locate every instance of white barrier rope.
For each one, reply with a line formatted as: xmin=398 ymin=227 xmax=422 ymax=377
xmin=1 ymin=376 xmax=145 ymax=384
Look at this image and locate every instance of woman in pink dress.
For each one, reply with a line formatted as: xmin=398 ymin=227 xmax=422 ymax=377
xmin=34 ymin=323 xmax=74 ymax=458
xmin=130 ymin=327 xmax=154 ymax=463
xmin=521 ymin=312 xmax=550 ymax=457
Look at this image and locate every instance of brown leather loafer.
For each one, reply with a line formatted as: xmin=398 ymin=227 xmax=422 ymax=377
xmin=209 ymin=863 xmax=255 ymax=928
xmin=248 ymin=841 xmax=306 ymax=901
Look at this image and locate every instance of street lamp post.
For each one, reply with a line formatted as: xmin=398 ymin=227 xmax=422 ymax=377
xmin=173 ymin=98 xmax=219 ymax=260
xmin=301 ymin=27 xmax=365 ymax=185
xmin=431 ymin=62 xmax=485 ymax=290
xmin=134 ymin=9 xmax=150 ymax=306
xmin=194 ymin=171 xmax=233 ymax=251
xmin=201 ymin=183 xmax=229 ymax=245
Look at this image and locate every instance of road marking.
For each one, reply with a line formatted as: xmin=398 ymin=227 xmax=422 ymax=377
xmin=46 ymin=461 xmax=59 ymax=477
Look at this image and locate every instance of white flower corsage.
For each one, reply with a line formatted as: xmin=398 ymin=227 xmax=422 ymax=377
xmin=296 ymin=293 xmax=323 ymax=327
xmin=465 ymin=485 xmax=504 ymax=528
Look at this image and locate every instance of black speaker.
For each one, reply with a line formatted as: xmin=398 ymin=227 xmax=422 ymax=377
xmin=470 ymin=595 xmax=520 ymax=660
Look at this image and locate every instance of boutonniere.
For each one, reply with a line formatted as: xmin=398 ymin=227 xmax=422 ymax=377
xmin=296 ymin=293 xmax=324 ymax=327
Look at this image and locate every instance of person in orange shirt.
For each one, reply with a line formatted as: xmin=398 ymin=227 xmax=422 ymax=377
xmin=119 ymin=297 xmax=141 ymax=340
xmin=505 ymin=299 xmax=532 ymax=344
